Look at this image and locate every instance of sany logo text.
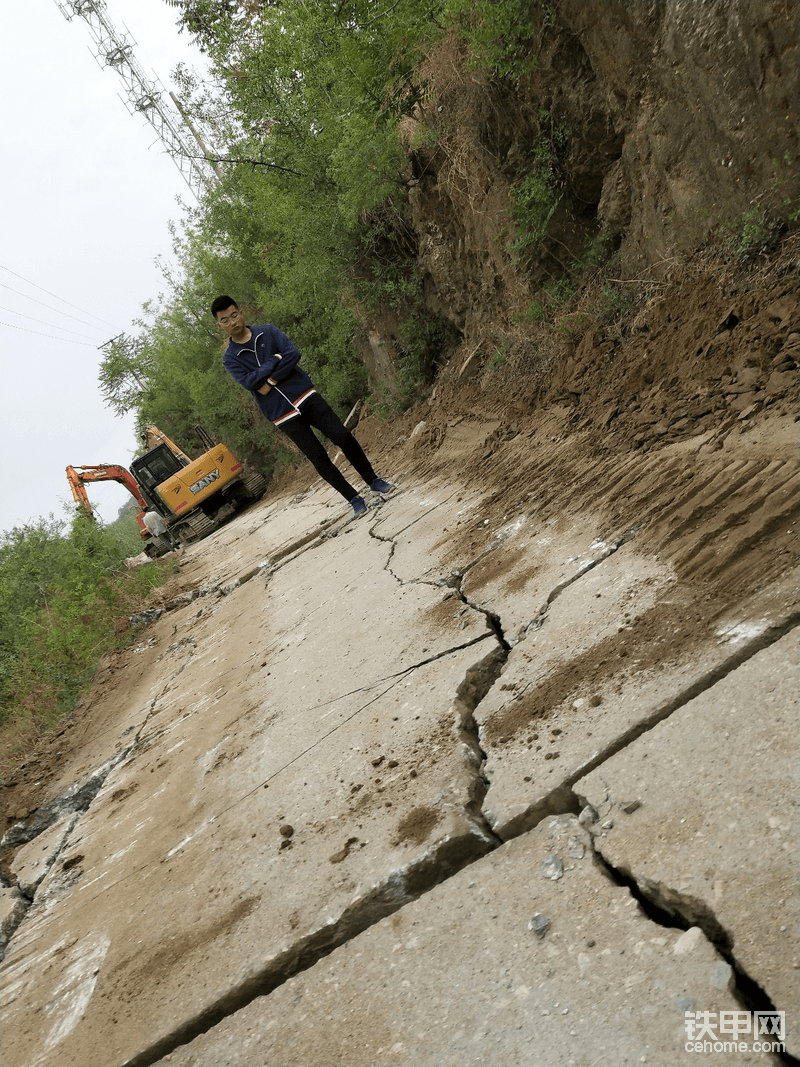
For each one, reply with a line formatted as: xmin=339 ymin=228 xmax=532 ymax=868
xmin=190 ymin=469 xmax=220 ymax=495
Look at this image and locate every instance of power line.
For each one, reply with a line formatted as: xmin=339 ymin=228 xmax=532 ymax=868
xmin=0 ymin=263 xmax=117 ymax=328
xmin=0 ymin=281 xmax=111 ymax=332
xmin=0 ymin=320 xmax=103 ymax=347
xmin=0 ymin=304 xmax=109 ymax=343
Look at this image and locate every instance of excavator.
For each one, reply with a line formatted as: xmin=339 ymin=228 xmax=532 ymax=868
xmin=66 ymin=426 xmax=266 ymax=556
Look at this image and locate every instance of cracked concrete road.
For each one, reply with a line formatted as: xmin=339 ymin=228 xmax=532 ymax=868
xmin=1 ymin=406 xmax=797 ymax=1067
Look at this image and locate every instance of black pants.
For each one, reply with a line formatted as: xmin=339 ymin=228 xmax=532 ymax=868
xmin=279 ymin=392 xmax=377 ymax=501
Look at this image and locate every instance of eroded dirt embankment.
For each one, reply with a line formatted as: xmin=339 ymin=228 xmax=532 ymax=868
xmin=1 ymin=247 xmax=798 ymax=1067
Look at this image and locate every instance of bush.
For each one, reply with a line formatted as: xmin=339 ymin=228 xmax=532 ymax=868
xmin=0 ymin=513 xmax=172 ymax=767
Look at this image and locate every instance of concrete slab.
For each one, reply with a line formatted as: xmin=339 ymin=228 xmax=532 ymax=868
xmin=167 ymin=485 xmax=338 ymax=591
xmin=460 ymin=515 xmax=635 ymax=637
xmin=371 ymin=483 xmax=488 ymax=583
xmin=154 ymin=815 xmax=771 ymax=1067
xmin=576 ymin=629 xmax=800 ymax=1057
xmin=10 ymin=812 xmax=79 ymax=897
xmin=475 ymin=568 xmax=798 ymax=839
xmin=0 ymin=501 xmax=502 ymax=1067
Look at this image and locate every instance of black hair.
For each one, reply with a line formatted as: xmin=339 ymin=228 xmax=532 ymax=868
xmin=211 ymin=295 xmax=238 ymax=319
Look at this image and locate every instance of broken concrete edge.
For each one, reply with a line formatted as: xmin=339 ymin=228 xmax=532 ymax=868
xmin=120 ymin=823 xmax=496 ymax=1067
xmin=0 ymin=887 xmax=29 ymax=961
xmin=0 ymin=710 xmax=167 ymax=948
xmin=490 ymin=610 xmax=800 ymax=844
xmin=576 ymin=805 xmax=794 ymax=1045
xmin=129 ymin=563 xmax=272 ymax=627
xmin=1 ymin=748 xmax=133 ymax=850
xmin=1 ymin=813 xmax=82 ymax=962
xmin=13 ymin=812 xmax=81 ymax=900
xmin=128 ymin=511 xmax=349 ymax=627
xmin=267 ymin=514 xmax=342 ymax=564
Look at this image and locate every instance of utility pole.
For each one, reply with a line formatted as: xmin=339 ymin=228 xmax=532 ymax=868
xmin=53 ymin=0 xmax=218 ymax=198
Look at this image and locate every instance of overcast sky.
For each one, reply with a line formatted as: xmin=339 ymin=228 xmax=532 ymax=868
xmin=0 ymin=0 xmax=209 ymax=533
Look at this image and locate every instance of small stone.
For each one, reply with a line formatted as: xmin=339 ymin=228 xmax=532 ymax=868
xmin=387 ymin=759 xmax=398 ymax=768
xmin=527 ymin=913 xmax=551 ymax=939
xmin=573 ymin=698 xmax=587 ymax=710
xmin=601 ymin=819 xmax=614 ymax=830
xmin=708 ymin=961 xmax=734 ymax=991
xmin=673 ymin=927 xmax=704 ymax=956
xmin=621 ymin=799 xmax=641 ymax=814
xmin=578 ymin=805 xmax=598 ymax=828
xmin=674 ymin=996 xmax=696 ymax=1012
xmin=566 ymin=836 xmax=585 ymax=859
xmin=541 ymin=855 xmax=563 ymax=881
xmin=279 ymin=824 xmax=294 ymax=838
xmin=589 ymin=694 xmax=602 ymax=707
xmin=586 ymin=938 xmax=596 ymax=948
xmin=371 ymin=756 xmax=385 ymax=767
xmin=409 ymin=768 xmax=417 ymax=778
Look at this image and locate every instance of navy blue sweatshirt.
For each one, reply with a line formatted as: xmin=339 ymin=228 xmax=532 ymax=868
xmin=222 ymin=324 xmax=316 ymax=426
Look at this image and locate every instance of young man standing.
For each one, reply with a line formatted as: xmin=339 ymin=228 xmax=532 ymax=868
xmin=212 ymin=296 xmax=394 ymax=517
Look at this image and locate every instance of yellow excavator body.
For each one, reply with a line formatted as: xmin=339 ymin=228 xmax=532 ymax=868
xmin=155 ymin=444 xmax=244 ymax=516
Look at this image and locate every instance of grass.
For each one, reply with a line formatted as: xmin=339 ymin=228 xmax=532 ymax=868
xmin=0 ymin=554 xmax=175 ymax=778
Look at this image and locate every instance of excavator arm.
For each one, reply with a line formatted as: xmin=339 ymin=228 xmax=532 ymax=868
xmin=66 ymin=464 xmax=149 ymax=512
xmin=66 ymin=465 xmax=151 ymax=540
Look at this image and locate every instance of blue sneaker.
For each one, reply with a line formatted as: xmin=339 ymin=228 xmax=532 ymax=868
xmin=351 ymin=494 xmax=368 ymax=518
xmin=370 ymin=478 xmax=395 ymax=495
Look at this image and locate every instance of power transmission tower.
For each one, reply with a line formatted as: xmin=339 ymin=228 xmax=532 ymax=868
xmin=53 ymin=0 xmax=220 ymax=198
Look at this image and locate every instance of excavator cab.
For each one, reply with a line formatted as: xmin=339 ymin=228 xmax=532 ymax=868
xmin=130 ymin=444 xmax=187 ymax=498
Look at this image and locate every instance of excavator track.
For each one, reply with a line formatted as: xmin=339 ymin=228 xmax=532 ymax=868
xmin=145 ymin=535 xmax=173 ymax=558
xmin=174 ymin=511 xmax=217 ymax=545
xmin=241 ymin=470 xmax=267 ymax=498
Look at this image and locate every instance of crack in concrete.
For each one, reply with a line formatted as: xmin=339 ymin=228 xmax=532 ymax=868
xmin=122 ymin=820 xmax=496 ymax=1067
xmin=7 ymin=484 xmax=796 ymax=1064
xmin=520 ymin=526 xmax=640 ymax=639
xmin=492 ymin=614 xmax=800 ymax=842
xmin=577 ymin=804 xmax=799 ymax=1067
xmin=1 ymin=749 xmax=134 ymax=851
xmin=450 ymin=645 xmax=507 ymax=847
xmin=117 ymin=636 xmax=506 ymax=1067
xmin=1 ymin=675 xmax=186 ymax=957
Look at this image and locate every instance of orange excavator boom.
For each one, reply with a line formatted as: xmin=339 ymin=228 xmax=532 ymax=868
xmin=66 ymin=465 xmax=150 ymax=539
